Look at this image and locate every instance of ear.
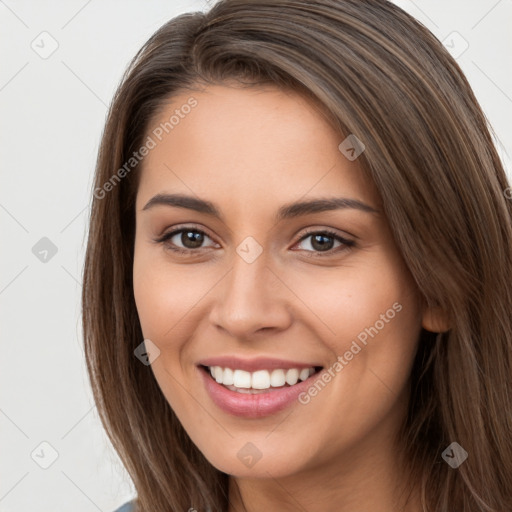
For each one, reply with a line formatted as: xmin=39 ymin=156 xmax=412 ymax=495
xmin=421 ymin=305 xmax=451 ymax=333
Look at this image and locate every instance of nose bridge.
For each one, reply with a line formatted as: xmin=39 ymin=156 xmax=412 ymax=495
xmin=228 ymin=248 xmax=270 ymax=302
xmin=209 ymin=246 xmax=292 ymax=336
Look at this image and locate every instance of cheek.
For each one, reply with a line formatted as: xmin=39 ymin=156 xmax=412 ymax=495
xmin=289 ymin=259 xmax=422 ymax=397
xmin=133 ymin=250 xmax=171 ymax=340
xmin=287 ymin=260 xmax=416 ymax=345
xmin=286 ymin=264 xmax=421 ymax=452
xmin=133 ymin=247 xmax=223 ymax=375
xmin=132 ymin=247 xmax=209 ymax=414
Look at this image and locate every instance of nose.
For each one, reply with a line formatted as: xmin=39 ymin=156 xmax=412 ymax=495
xmin=208 ymin=249 xmax=293 ymax=339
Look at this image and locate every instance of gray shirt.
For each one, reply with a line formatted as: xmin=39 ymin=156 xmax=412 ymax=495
xmin=113 ymin=500 xmax=135 ymax=512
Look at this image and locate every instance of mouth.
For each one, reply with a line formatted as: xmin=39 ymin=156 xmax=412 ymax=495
xmin=197 ymin=362 xmax=324 ymax=418
xmin=199 ymin=364 xmax=324 ymax=394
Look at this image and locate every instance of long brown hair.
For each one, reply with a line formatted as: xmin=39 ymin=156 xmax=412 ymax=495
xmin=82 ymin=1 xmax=512 ymax=510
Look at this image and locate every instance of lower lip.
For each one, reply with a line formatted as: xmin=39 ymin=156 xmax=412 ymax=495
xmin=198 ymin=366 xmax=320 ymax=418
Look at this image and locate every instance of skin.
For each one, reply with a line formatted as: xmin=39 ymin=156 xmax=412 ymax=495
xmin=132 ymin=84 xmax=449 ymax=512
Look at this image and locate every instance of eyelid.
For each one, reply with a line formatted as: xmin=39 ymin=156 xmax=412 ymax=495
xmin=158 ymin=223 xmax=213 ymax=237
xmin=295 ymin=226 xmax=354 ymax=242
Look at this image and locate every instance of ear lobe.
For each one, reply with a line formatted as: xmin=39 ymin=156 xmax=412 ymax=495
xmin=422 ymin=305 xmax=451 ymax=333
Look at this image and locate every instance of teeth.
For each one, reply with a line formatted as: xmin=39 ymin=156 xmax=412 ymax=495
xmin=207 ymin=366 xmax=317 ymax=390
xmin=299 ymin=368 xmax=310 ymax=381
xmin=233 ymin=369 xmax=251 ymax=388
xmin=285 ymin=368 xmax=299 ymax=385
xmin=251 ymin=370 xmax=270 ymax=389
xmin=270 ymin=368 xmax=286 ymax=387
xmin=223 ymin=367 xmax=234 ymax=386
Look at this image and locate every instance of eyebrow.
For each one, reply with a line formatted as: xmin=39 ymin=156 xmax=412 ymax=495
xmin=142 ymin=193 xmax=380 ymax=221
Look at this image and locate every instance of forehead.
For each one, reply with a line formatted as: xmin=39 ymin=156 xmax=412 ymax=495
xmin=136 ymin=84 xmax=380 ymax=213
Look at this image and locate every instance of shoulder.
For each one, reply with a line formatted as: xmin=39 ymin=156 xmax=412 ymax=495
xmin=112 ymin=500 xmax=136 ymax=512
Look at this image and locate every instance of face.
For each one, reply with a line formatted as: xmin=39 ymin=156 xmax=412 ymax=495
xmin=133 ymin=84 xmax=427 ymax=479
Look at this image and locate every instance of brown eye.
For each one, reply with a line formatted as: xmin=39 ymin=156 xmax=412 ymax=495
xmin=294 ymin=229 xmax=355 ymax=256
xmin=178 ymin=230 xmax=205 ymax=249
xmin=156 ymin=227 xmax=218 ymax=253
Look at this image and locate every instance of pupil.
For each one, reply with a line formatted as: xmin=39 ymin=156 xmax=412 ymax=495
xmin=311 ymin=234 xmax=333 ymax=251
xmin=182 ymin=231 xmax=204 ymax=248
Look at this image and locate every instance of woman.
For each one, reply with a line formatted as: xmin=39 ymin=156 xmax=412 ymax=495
xmin=82 ymin=1 xmax=512 ymax=511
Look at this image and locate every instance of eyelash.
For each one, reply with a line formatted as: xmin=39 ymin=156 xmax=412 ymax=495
xmin=154 ymin=225 xmax=356 ymax=257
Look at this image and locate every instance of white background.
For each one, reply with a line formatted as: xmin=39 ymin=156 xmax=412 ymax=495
xmin=1 ymin=1 xmax=511 ymax=511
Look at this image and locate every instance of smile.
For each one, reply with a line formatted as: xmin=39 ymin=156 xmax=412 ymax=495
xmin=197 ymin=361 xmax=324 ymax=418
xmin=205 ymin=365 xmax=319 ymax=392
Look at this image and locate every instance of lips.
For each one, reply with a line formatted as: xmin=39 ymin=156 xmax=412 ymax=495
xmin=197 ymin=355 xmax=323 ymax=372
xmin=196 ymin=356 xmax=324 ymax=418
xmin=198 ymin=365 xmax=322 ymax=417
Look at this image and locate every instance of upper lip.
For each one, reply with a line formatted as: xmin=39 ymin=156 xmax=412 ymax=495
xmin=197 ymin=356 xmax=323 ymax=373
